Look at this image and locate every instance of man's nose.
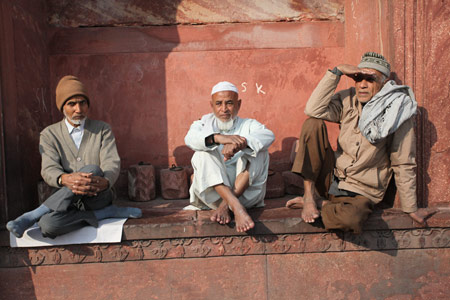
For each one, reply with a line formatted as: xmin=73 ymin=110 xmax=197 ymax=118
xmin=74 ymin=103 xmax=82 ymax=112
xmin=220 ymin=103 xmax=228 ymax=111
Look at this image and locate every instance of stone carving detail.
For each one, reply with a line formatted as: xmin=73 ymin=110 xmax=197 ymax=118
xmin=29 ymin=249 xmax=46 ymax=266
xmin=2 ymin=228 xmax=449 ymax=268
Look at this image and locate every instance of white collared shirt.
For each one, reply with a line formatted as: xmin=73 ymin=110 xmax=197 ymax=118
xmin=64 ymin=118 xmax=85 ymax=149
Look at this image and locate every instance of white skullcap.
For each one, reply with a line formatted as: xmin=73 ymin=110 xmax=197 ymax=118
xmin=211 ymin=81 xmax=239 ymax=95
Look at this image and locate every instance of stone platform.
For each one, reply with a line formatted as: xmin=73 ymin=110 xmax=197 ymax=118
xmin=1 ymin=197 xmax=449 ymax=299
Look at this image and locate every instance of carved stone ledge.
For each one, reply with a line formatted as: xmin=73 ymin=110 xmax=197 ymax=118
xmin=1 ymin=228 xmax=449 ymax=268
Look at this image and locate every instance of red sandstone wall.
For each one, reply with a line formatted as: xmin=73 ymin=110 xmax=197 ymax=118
xmin=389 ymin=0 xmax=450 ymax=207
xmin=45 ymin=0 xmax=351 ymax=173
xmin=0 ymin=0 xmax=52 ymax=222
xmin=45 ymin=0 xmax=449 ymax=207
xmin=1 ymin=249 xmax=448 ymax=299
xmin=0 ymin=0 xmax=449 ymax=222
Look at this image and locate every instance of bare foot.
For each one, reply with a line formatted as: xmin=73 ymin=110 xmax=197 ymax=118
xmin=300 ymin=192 xmax=325 ymax=223
xmin=233 ymin=207 xmax=255 ymax=232
xmin=286 ymin=195 xmax=328 ymax=210
xmin=210 ymin=201 xmax=231 ymax=225
xmin=409 ymin=208 xmax=439 ymax=226
xmin=286 ymin=196 xmax=304 ymax=209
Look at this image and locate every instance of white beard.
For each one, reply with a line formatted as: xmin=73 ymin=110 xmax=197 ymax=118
xmin=216 ymin=117 xmax=235 ymax=132
xmin=64 ymin=111 xmax=86 ymax=126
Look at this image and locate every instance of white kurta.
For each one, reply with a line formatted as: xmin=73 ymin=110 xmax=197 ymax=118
xmin=184 ymin=113 xmax=275 ymax=210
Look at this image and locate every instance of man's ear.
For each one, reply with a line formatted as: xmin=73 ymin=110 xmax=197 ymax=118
xmin=238 ymin=99 xmax=242 ymax=108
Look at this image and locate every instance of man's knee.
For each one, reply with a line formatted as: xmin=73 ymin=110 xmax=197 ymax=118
xmin=322 ymin=197 xmax=373 ymax=232
xmin=191 ymin=151 xmax=221 ymax=168
xmin=79 ymin=164 xmax=103 ymax=176
xmin=302 ymin=118 xmax=325 ymax=131
xmin=38 ymin=213 xmax=63 ymax=238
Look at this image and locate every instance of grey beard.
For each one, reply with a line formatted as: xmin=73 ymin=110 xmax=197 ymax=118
xmin=64 ymin=111 xmax=86 ymax=126
xmin=216 ymin=117 xmax=235 ymax=132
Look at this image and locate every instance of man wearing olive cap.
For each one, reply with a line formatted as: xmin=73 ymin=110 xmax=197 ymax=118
xmin=185 ymin=81 xmax=275 ymax=233
xmin=286 ymin=52 xmax=434 ymax=233
xmin=7 ymin=75 xmax=141 ymax=239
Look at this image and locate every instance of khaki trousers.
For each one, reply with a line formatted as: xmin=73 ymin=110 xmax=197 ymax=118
xmin=292 ymin=118 xmax=373 ymax=233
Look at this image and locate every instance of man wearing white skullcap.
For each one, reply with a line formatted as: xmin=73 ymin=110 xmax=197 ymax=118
xmin=185 ymin=81 xmax=275 ymax=232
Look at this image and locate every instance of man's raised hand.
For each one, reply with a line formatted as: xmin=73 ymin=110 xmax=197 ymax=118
xmin=337 ymin=64 xmax=376 ymax=78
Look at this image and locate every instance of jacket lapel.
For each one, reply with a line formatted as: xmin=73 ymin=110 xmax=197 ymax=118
xmin=60 ymin=120 xmax=78 ymax=159
xmin=78 ymin=118 xmax=92 ymax=156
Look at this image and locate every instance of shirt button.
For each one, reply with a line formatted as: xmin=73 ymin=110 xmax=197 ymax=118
xmin=76 ymin=157 xmax=81 ymax=162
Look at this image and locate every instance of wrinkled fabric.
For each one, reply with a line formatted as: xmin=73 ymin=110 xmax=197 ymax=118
xmin=303 ymin=71 xmax=417 ymax=213
xmin=185 ymin=113 xmax=275 ymax=209
xmin=359 ymin=80 xmax=417 ymax=144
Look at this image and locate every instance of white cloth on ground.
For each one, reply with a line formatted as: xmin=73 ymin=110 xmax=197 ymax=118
xmin=358 ymin=80 xmax=417 ymax=144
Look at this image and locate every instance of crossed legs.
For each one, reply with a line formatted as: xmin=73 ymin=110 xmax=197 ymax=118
xmin=189 ymin=150 xmax=270 ymax=232
xmin=210 ymin=164 xmax=253 ymax=232
xmin=7 ymin=165 xmax=142 ymax=239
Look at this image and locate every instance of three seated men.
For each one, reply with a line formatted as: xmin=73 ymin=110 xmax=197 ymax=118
xmin=185 ymin=82 xmax=275 ymax=232
xmin=7 ymin=76 xmax=141 ymax=239
xmin=7 ymin=52 xmax=431 ymax=238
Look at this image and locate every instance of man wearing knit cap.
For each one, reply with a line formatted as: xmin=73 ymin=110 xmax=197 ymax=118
xmin=185 ymin=81 xmax=275 ymax=232
xmin=286 ymin=52 xmax=434 ymax=233
xmin=6 ymin=75 xmax=142 ymax=239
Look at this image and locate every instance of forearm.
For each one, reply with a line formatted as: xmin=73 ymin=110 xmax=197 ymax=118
xmin=304 ymin=71 xmax=343 ymax=122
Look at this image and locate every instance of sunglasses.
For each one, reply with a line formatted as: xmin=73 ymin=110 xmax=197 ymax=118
xmin=353 ymin=73 xmax=378 ymax=83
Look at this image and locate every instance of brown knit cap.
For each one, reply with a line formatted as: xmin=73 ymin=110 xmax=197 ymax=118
xmin=55 ymin=75 xmax=90 ymax=111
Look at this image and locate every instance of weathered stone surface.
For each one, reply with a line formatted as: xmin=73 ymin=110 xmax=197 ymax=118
xmin=0 ymin=255 xmax=268 ymax=300
xmin=160 ymin=166 xmax=189 ymax=199
xmin=265 ymin=171 xmax=285 ymax=199
xmin=48 ymin=22 xmax=345 ymax=55
xmin=1 ymin=227 xmax=449 ymax=267
xmin=0 ymin=0 xmax=52 ymax=223
xmin=267 ymin=249 xmax=450 ymax=300
xmin=1 ymin=248 xmax=448 ymax=300
xmin=46 ymin=0 xmax=344 ymax=27
xmin=391 ymin=0 xmax=450 ymax=208
xmin=282 ymin=171 xmax=304 ymax=195
xmin=128 ymin=163 xmax=156 ymax=201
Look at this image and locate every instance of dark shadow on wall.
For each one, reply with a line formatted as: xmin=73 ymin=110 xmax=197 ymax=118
xmin=46 ymin=1 xmax=183 ymax=196
xmin=391 ymin=72 xmax=437 ymax=208
xmin=416 ymin=107 xmax=437 ymax=207
xmin=173 ymin=145 xmax=194 ymax=168
xmin=270 ymin=137 xmax=298 ymax=172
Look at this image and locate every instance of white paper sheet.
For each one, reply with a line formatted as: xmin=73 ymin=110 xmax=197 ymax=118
xmin=10 ymin=218 xmax=127 ymax=247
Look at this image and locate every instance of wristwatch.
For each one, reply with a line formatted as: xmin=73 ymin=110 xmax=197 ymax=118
xmin=57 ymin=175 xmax=63 ymax=187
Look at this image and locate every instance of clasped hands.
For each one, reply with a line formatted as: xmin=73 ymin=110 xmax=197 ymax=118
xmin=214 ymin=134 xmax=247 ymax=161
xmin=61 ymin=172 xmax=109 ymax=196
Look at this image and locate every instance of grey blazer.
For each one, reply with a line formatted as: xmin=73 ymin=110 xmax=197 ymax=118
xmin=39 ymin=118 xmax=120 ymax=188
